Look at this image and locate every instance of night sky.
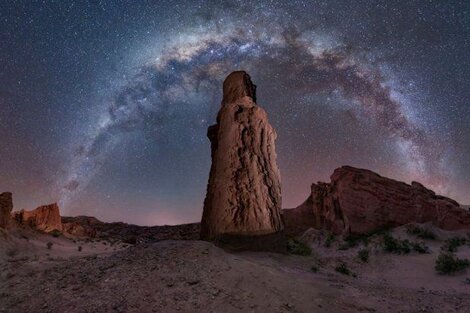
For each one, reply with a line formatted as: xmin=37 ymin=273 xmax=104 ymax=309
xmin=1 ymin=1 xmax=469 ymax=225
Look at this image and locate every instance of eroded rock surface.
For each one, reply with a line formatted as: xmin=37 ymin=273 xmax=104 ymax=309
xmin=283 ymin=166 xmax=470 ymax=235
xmin=62 ymin=216 xmax=98 ymax=237
xmin=13 ymin=203 xmax=63 ymax=233
xmin=200 ymin=71 xmax=283 ymax=241
xmin=0 ymin=192 xmax=13 ymax=228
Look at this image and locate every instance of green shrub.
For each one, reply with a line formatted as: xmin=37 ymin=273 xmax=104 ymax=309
xmin=46 ymin=242 xmax=53 ymax=249
xmin=335 ymin=263 xmax=356 ymax=277
xmin=324 ymin=233 xmax=335 ymax=248
xmin=406 ymin=225 xmax=436 ymax=240
xmin=382 ymin=233 xmax=429 ymax=254
xmin=358 ymin=249 xmax=369 ymax=262
xmin=382 ymin=233 xmax=411 ymax=254
xmin=78 ymin=246 xmax=82 ymax=252
xmin=411 ymin=241 xmax=430 ymax=254
xmin=50 ymin=229 xmax=61 ymax=238
xmin=344 ymin=226 xmax=393 ymax=247
xmin=123 ymin=236 xmax=137 ymax=245
xmin=310 ymin=265 xmax=319 ymax=273
xmin=435 ymin=252 xmax=470 ymax=275
xmin=443 ymin=237 xmax=467 ymax=253
xmin=337 ymin=243 xmax=351 ymax=251
xmin=343 ymin=234 xmax=366 ymax=247
xmin=287 ymin=238 xmax=312 ymax=256
xmin=6 ymin=247 xmax=18 ymax=257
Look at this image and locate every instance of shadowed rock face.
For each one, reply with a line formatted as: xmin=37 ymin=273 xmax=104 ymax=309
xmin=201 ymin=71 xmax=283 ymax=241
xmin=0 ymin=192 xmax=13 ymax=228
xmin=13 ymin=203 xmax=63 ymax=233
xmin=283 ymin=166 xmax=470 ymax=236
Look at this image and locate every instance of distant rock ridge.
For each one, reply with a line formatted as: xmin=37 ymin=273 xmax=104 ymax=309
xmin=200 ymin=71 xmax=284 ymax=244
xmin=283 ymin=166 xmax=470 ymax=236
xmin=0 ymin=192 xmax=13 ymax=228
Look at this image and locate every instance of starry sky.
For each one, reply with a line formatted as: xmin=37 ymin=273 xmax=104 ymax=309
xmin=1 ymin=1 xmax=469 ymax=225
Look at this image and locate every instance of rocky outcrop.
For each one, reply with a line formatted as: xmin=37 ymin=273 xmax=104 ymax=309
xmin=283 ymin=166 xmax=470 ymax=236
xmin=13 ymin=203 xmax=63 ymax=233
xmin=200 ymin=71 xmax=283 ymax=241
xmin=0 ymin=192 xmax=13 ymax=228
xmin=62 ymin=221 xmax=96 ymax=237
xmin=61 ymin=216 xmax=102 ymax=237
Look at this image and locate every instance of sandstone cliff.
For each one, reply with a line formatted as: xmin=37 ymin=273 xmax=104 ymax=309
xmin=200 ymin=71 xmax=283 ymax=241
xmin=283 ymin=166 xmax=470 ymax=236
xmin=13 ymin=203 xmax=63 ymax=233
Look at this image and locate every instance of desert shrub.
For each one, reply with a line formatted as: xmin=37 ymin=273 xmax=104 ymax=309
xmin=358 ymin=249 xmax=369 ymax=262
xmin=406 ymin=225 xmax=436 ymax=240
xmin=6 ymin=247 xmax=18 ymax=257
xmin=123 ymin=236 xmax=137 ymax=245
xmin=50 ymin=229 xmax=61 ymax=238
xmin=344 ymin=225 xmax=394 ymax=248
xmin=310 ymin=265 xmax=319 ymax=273
xmin=382 ymin=233 xmax=411 ymax=254
xmin=343 ymin=235 xmax=368 ymax=248
xmin=335 ymin=263 xmax=356 ymax=277
xmin=78 ymin=246 xmax=82 ymax=252
xmin=443 ymin=237 xmax=467 ymax=253
xmin=382 ymin=233 xmax=429 ymax=254
xmin=46 ymin=242 xmax=53 ymax=249
xmin=435 ymin=252 xmax=470 ymax=275
xmin=324 ymin=233 xmax=335 ymax=248
xmin=411 ymin=241 xmax=430 ymax=254
xmin=0 ymin=228 xmax=7 ymax=238
xmin=337 ymin=243 xmax=351 ymax=251
xmin=287 ymin=238 xmax=312 ymax=256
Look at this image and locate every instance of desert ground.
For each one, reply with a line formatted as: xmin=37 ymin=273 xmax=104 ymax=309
xmin=1 ymin=223 xmax=469 ymax=313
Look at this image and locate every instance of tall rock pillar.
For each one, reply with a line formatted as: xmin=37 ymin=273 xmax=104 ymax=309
xmin=201 ymin=71 xmax=283 ymax=242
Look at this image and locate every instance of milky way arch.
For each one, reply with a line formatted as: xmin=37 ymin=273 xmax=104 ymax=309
xmin=58 ymin=27 xmax=446 ymax=208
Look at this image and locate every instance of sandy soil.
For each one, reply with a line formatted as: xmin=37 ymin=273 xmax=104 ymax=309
xmin=1 ymin=225 xmax=469 ymax=313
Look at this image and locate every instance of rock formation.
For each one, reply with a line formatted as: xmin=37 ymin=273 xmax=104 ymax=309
xmin=62 ymin=216 xmax=99 ymax=237
xmin=13 ymin=203 xmax=63 ymax=233
xmin=283 ymin=166 xmax=470 ymax=236
xmin=200 ymin=71 xmax=283 ymax=242
xmin=0 ymin=192 xmax=13 ymax=228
